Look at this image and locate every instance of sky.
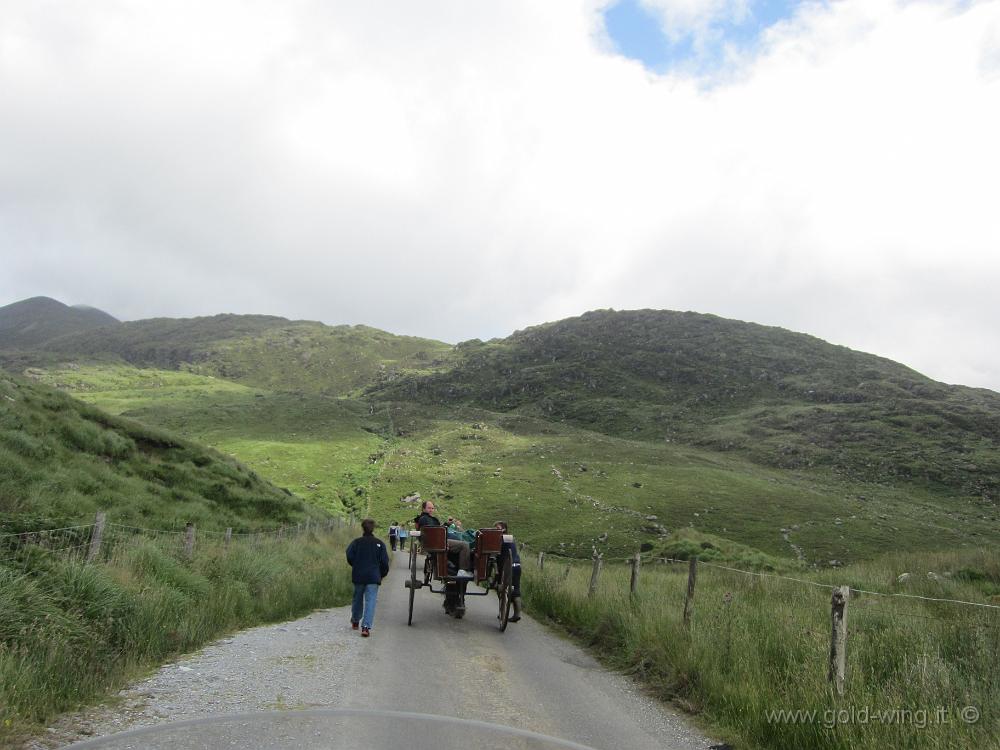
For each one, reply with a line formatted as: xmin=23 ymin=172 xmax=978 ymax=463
xmin=1 ymin=0 xmax=999 ymax=390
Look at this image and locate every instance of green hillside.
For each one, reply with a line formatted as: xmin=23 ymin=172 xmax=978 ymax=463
xmin=31 ymin=313 xmax=452 ymax=395
xmin=0 ymin=296 xmax=119 ymax=350
xmin=28 ymin=361 xmax=1000 ymax=566
xmin=373 ymin=309 xmax=1000 ymax=502
xmin=363 ymin=401 xmax=1000 ymax=565
xmin=28 ymin=362 xmax=389 ymax=515
xmin=0 ymin=371 xmax=326 ymax=530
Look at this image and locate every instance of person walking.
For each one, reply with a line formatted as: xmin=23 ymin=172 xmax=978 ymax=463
xmin=388 ymin=521 xmax=399 ymax=552
xmin=398 ymin=522 xmax=409 ymax=551
xmin=346 ymin=518 xmax=391 ymax=637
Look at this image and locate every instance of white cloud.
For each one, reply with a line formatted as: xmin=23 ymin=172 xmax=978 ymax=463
xmin=639 ymin=0 xmax=752 ymax=40
xmin=1 ymin=0 xmax=999 ymax=389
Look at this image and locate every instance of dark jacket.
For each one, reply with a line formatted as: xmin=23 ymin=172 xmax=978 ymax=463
xmin=346 ymin=535 xmax=391 ymax=585
xmin=415 ymin=512 xmax=441 ymax=529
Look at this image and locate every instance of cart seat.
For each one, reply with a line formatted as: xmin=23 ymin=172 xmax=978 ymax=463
xmin=418 ymin=526 xmax=450 ymax=580
xmin=476 ymin=528 xmax=503 ymax=555
xmin=420 ymin=526 xmax=448 ymax=551
xmin=473 ymin=528 xmax=503 ymax=581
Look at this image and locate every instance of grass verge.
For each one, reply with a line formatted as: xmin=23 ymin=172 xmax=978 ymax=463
xmin=525 ymin=548 xmax=1000 ymax=750
xmin=0 ymin=528 xmax=354 ymax=747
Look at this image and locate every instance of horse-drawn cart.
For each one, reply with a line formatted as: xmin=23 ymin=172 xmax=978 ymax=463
xmin=404 ymin=527 xmax=516 ymax=631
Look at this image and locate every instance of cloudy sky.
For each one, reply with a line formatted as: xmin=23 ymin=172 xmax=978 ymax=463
xmin=2 ymin=0 xmax=999 ymax=389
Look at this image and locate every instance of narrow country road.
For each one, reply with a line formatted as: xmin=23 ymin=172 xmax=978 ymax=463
xmin=27 ymin=551 xmax=723 ymax=750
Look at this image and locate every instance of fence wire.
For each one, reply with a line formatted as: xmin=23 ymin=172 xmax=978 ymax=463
xmin=532 ymin=548 xmax=1000 ymax=614
xmin=0 ymin=516 xmax=348 ymax=570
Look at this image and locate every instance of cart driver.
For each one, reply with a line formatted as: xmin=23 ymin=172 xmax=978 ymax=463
xmin=415 ymin=500 xmax=474 ymax=578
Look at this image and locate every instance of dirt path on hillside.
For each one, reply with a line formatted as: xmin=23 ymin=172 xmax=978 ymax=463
xmin=24 ymin=552 xmax=724 ymax=750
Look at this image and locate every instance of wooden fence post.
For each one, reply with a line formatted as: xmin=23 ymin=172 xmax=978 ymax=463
xmin=537 ymin=551 xmax=545 ymax=570
xmin=87 ymin=512 xmax=106 ymax=563
xmin=224 ymin=527 xmax=232 ymax=548
xmin=588 ymin=552 xmax=603 ymax=598
xmin=183 ymin=522 xmax=196 ymax=561
xmin=683 ymin=556 xmax=698 ymax=629
xmin=828 ymin=586 xmax=850 ymax=696
xmin=629 ymin=553 xmax=641 ymax=595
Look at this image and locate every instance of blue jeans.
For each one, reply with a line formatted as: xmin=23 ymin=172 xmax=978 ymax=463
xmin=352 ymin=583 xmax=380 ymax=629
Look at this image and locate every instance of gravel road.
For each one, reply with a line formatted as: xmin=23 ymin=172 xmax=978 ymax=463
xmin=25 ymin=551 xmax=725 ymax=750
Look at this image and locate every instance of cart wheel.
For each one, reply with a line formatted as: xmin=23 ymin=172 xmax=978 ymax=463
xmin=498 ymin=555 xmax=513 ymax=632
xmin=407 ymin=546 xmax=417 ymax=626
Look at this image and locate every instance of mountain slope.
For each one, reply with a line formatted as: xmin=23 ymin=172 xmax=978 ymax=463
xmin=0 ymin=296 xmax=119 ymax=349
xmin=34 ymin=313 xmax=452 ymax=395
xmin=372 ymin=309 xmax=1000 ymax=500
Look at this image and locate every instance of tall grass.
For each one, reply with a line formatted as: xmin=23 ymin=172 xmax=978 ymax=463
xmin=0 ymin=527 xmax=355 ymax=747
xmin=526 ymin=549 xmax=1000 ymax=750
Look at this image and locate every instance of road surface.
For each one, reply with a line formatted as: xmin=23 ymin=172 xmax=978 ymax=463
xmin=29 ymin=551 xmax=723 ymax=750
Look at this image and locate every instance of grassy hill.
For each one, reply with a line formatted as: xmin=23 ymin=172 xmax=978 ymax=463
xmin=0 ymin=296 xmax=119 ymax=350
xmin=28 ymin=363 xmax=389 ymax=516
xmin=0 ymin=371 xmax=326 ymax=530
xmin=29 ymin=312 xmax=452 ymax=395
xmin=373 ymin=309 xmax=1000 ymax=502
xmin=362 ymin=400 xmax=1000 ymax=565
xmin=28 ymin=361 xmax=1000 ymax=566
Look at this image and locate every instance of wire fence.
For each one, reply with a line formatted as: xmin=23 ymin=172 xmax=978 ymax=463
xmin=531 ymin=547 xmax=1000 ymax=611
xmin=527 ymin=544 xmax=1000 ymax=694
xmin=0 ymin=513 xmax=354 ymax=570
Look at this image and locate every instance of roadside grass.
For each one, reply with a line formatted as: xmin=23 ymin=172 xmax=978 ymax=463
xmin=0 ymin=527 xmax=355 ymax=747
xmin=525 ymin=549 xmax=1000 ymax=750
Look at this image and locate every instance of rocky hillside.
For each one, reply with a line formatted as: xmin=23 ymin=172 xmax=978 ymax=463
xmin=373 ymin=309 xmax=1000 ymax=500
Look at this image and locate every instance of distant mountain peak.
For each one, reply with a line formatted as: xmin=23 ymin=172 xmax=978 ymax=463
xmin=0 ymin=296 xmax=119 ymax=349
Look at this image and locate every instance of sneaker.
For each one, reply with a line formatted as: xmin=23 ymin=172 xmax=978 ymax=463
xmin=361 ymin=627 xmax=370 ymax=637
xmin=351 ymin=621 xmax=359 ymax=630
xmin=456 ymin=569 xmax=474 ymax=579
